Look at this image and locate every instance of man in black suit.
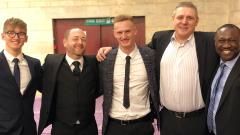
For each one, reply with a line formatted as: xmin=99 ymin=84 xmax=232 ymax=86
xmin=0 ymin=17 xmax=42 ymax=135
xmin=149 ymin=2 xmax=219 ymax=135
xmin=38 ymin=28 xmax=100 ymax=135
xmin=99 ymin=14 xmax=159 ymax=135
xmin=207 ymin=24 xmax=240 ymax=135
xmin=97 ymin=2 xmax=219 ymax=135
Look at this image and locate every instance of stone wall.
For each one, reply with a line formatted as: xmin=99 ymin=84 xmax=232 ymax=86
xmin=0 ymin=0 xmax=238 ymax=62
xmin=229 ymin=0 xmax=240 ymax=26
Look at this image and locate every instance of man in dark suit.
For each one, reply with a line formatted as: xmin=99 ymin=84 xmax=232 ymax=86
xmin=38 ymin=28 xmax=100 ymax=135
xmin=99 ymin=14 xmax=159 ymax=135
xmin=207 ymin=24 xmax=240 ymax=135
xmin=149 ymin=2 xmax=219 ymax=135
xmin=0 ymin=18 xmax=42 ymax=135
xmin=97 ymin=2 xmax=219 ymax=135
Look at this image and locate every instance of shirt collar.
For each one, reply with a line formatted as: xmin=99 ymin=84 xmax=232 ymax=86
xmin=118 ymin=45 xmax=138 ymax=59
xmin=171 ymin=32 xmax=194 ymax=44
xmin=220 ymin=53 xmax=240 ymax=70
xmin=3 ymin=49 xmax=24 ymax=62
xmin=65 ymin=54 xmax=84 ymax=66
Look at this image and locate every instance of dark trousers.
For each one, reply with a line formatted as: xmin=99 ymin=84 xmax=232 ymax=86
xmin=208 ymin=132 xmax=215 ymax=135
xmin=105 ymin=119 xmax=154 ymax=135
xmin=160 ymin=108 xmax=208 ymax=135
xmin=51 ymin=120 xmax=98 ymax=135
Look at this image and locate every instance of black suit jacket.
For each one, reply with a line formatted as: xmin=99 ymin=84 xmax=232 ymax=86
xmin=99 ymin=46 xmax=160 ymax=135
xmin=149 ymin=30 xmax=219 ymax=103
xmin=207 ymin=56 xmax=240 ymax=135
xmin=0 ymin=51 xmax=42 ymax=135
xmin=38 ymin=54 xmax=100 ymax=135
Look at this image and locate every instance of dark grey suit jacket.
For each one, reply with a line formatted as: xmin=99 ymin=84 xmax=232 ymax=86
xmin=207 ymin=56 xmax=240 ymax=135
xmin=0 ymin=51 xmax=42 ymax=135
xmin=99 ymin=46 xmax=160 ymax=135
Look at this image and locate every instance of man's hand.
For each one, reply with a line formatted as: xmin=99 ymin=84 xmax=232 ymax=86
xmin=96 ymin=47 xmax=112 ymax=62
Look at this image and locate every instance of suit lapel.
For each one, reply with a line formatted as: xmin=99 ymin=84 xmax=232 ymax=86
xmin=156 ymin=31 xmax=172 ymax=81
xmin=51 ymin=55 xmax=65 ymax=86
xmin=80 ymin=56 xmax=89 ymax=78
xmin=158 ymin=33 xmax=171 ymax=61
xmin=139 ymin=47 xmax=152 ymax=83
xmin=217 ymin=57 xmax=240 ymax=111
xmin=194 ymin=32 xmax=206 ymax=88
xmin=106 ymin=49 xmax=118 ymax=97
xmin=23 ymin=55 xmax=34 ymax=95
xmin=0 ymin=51 xmax=19 ymax=89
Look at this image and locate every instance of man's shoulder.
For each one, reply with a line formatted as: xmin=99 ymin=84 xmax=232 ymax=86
xmin=108 ymin=48 xmax=118 ymax=56
xmin=153 ymin=30 xmax=174 ymax=38
xmin=138 ymin=46 xmax=154 ymax=53
xmin=83 ymin=55 xmax=98 ymax=64
xmin=45 ymin=54 xmax=64 ymax=60
xmin=194 ymin=31 xmax=215 ymax=38
xmin=23 ymin=54 xmax=41 ymax=63
xmin=43 ymin=54 xmax=65 ymax=65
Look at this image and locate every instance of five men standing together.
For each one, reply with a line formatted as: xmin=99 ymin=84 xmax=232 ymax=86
xmin=0 ymin=1 xmax=239 ymax=135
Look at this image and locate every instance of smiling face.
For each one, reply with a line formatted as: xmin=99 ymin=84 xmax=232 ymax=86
xmin=173 ymin=7 xmax=198 ymax=41
xmin=1 ymin=18 xmax=28 ymax=57
xmin=215 ymin=27 xmax=240 ymax=62
xmin=63 ymin=28 xmax=87 ymax=60
xmin=2 ymin=26 xmax=28 ymax=54
xmin=113 ymin=20 xmax=137 ymax=53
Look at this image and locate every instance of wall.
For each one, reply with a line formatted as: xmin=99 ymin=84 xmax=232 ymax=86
xmin=229 ymin=0 xmax=240 ymax=26
xmin=0 ymin=0 xmax=236 ymax=62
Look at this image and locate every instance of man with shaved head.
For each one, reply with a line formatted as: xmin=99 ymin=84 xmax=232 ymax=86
xmin=38 ymin=28 xmax=100 ymax=135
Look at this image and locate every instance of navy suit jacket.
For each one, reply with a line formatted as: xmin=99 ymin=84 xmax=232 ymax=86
xmin=99 ymin=46 xmax=160 ymax=135
xmin=207 ymin=56 xmax=240 ymax=135
xmin=0 ymin=51 xmax=42 ymax=135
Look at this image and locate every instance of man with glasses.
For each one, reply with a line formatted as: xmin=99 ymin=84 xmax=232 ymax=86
xmin=0 ymin=17 xmax=42 ymax=135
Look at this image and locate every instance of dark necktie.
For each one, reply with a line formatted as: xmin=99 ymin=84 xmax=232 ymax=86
xmin=123 ymin=56 xmax=131 ymax=109
xmin=13 ymin=58 xmax=20 ymax=89
xmin=72 ymin=61 xmax=81 ymax=76
xmin=207 ymin=63 xmax=226 ymax=132
xmin=72 ymin=61 xmax=81 ymax=125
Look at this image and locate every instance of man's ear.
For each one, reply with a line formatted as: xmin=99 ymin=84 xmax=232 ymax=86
xmin=25 ymin=35 xmax=28 ymax=42
xmin=1 ymin=33 xmax=5 ymax=40
xmin=63 ymin=39 xmax=67 ymax=47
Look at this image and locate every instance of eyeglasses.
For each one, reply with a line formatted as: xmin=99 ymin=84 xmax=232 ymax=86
xmin=5 ymin=31 xmax=27 ymax=39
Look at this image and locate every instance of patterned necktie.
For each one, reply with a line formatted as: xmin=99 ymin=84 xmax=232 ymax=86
xmin=72 ymin=61 xmax=81 ymax=76
xmin=13 ymin=58 xmax=20 ymax=89
xmin=207 ymin=63 xmax=226 ymax=132
xmin=123 ymin=56 xmax=131 ymax=108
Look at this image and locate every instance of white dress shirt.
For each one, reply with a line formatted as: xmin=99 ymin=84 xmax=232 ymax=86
xmin=65 ymin=54 xmax=84 ymax=72
xmin=109 ymin=46 xmax=151 ymax=120
xmin=160 ymin=33 xmax=205 ymax=112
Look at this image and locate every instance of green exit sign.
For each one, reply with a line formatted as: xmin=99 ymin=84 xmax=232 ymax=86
xmin=85 ymin=18 xmax=113 ymax=26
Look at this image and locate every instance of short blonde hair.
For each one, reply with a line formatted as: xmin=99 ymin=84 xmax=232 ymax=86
xmin=113 ymin=14 xmax=134 ymax=24
xmin=3 ymin=17 xmax=27 ymax=33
